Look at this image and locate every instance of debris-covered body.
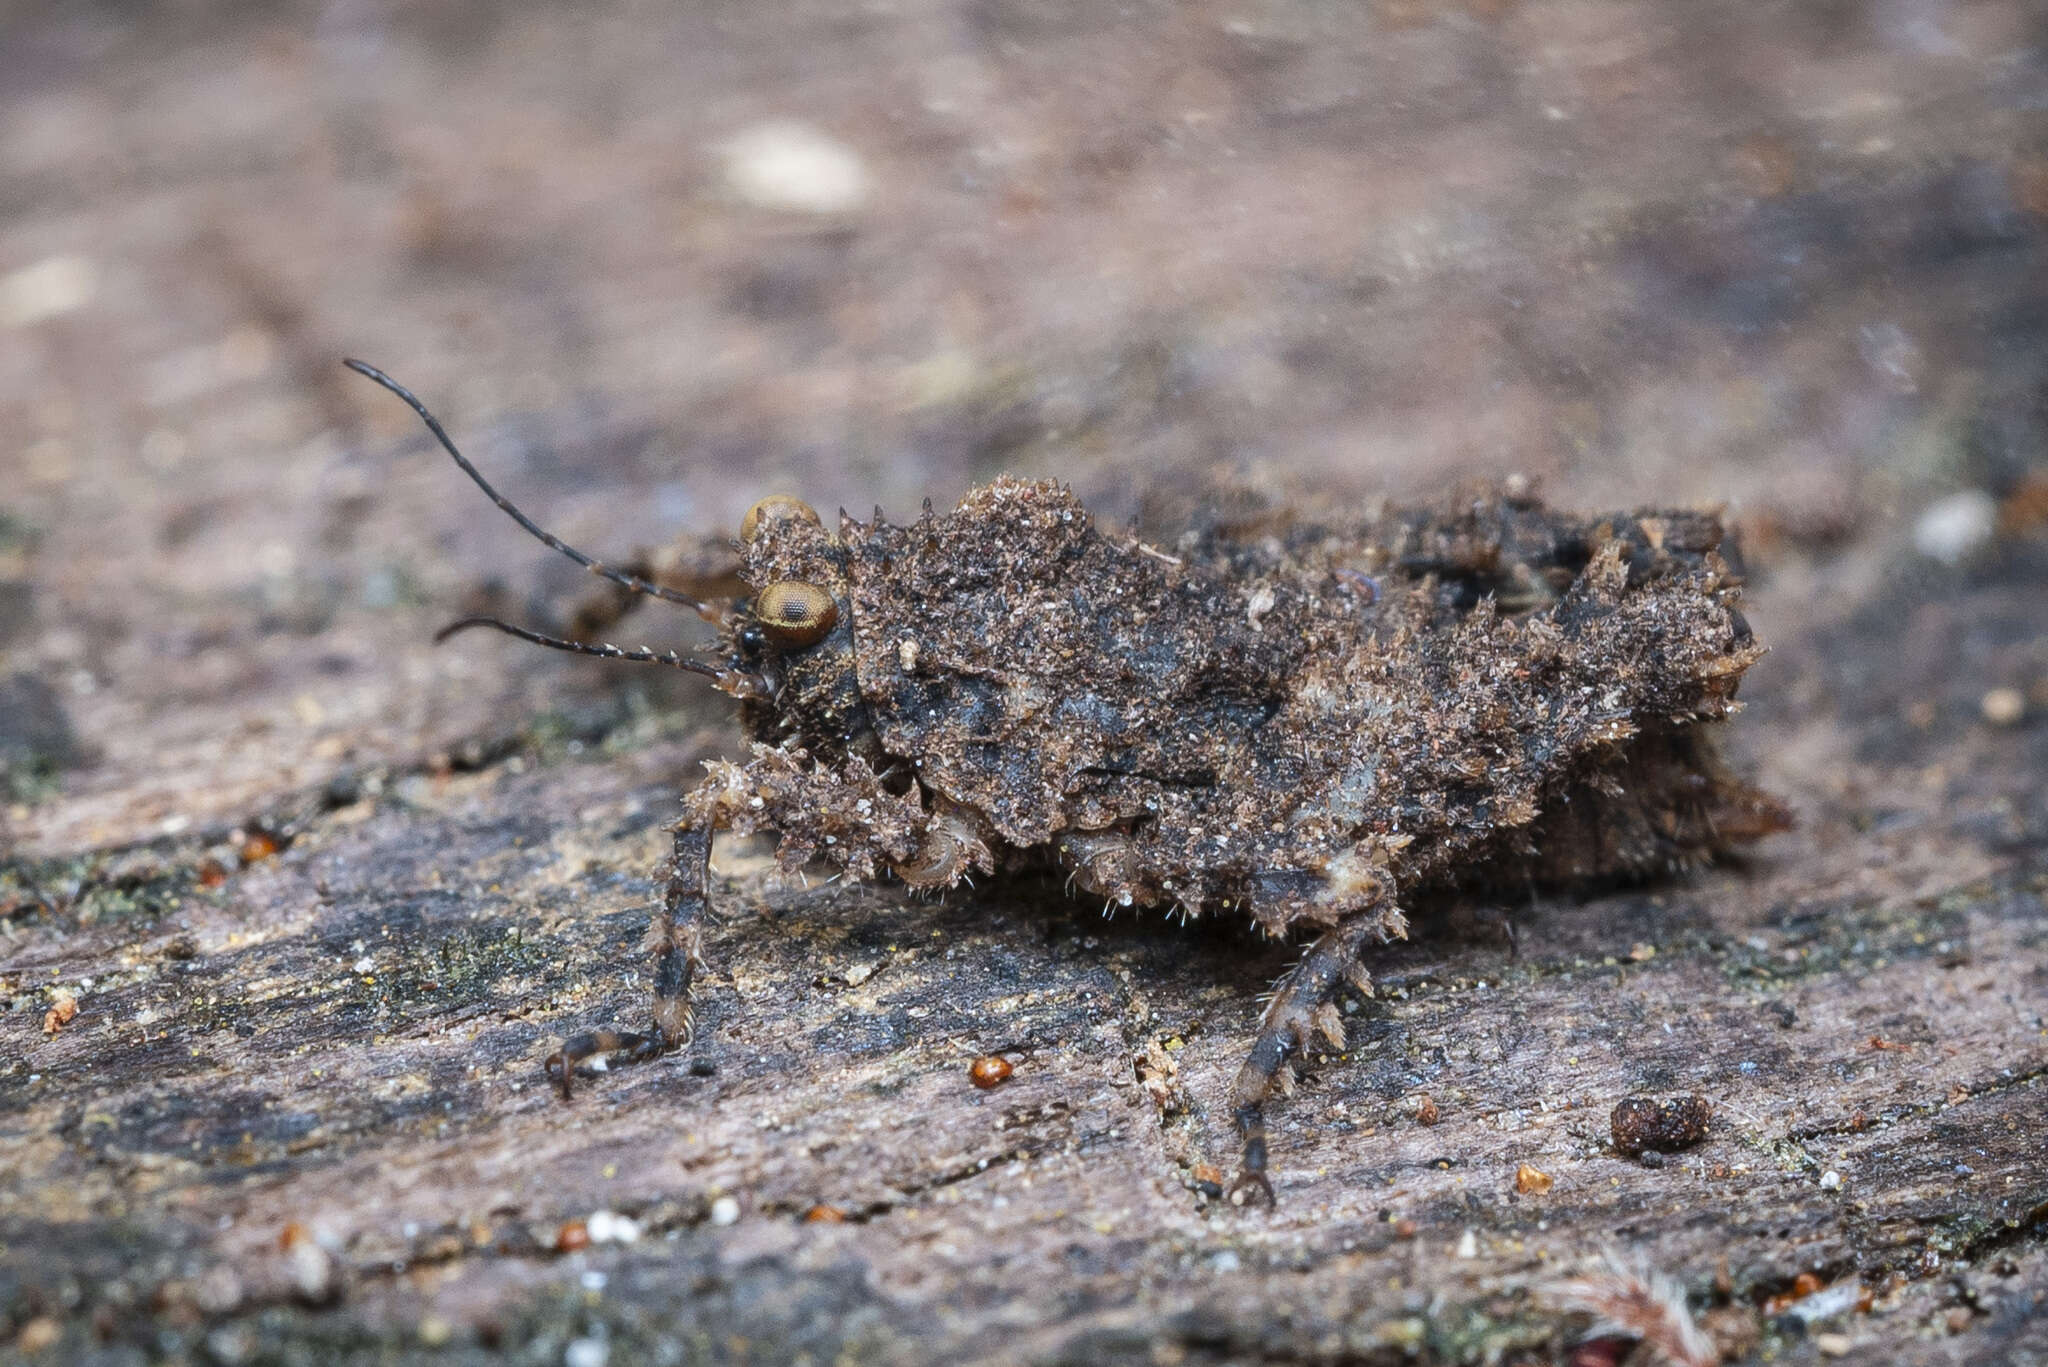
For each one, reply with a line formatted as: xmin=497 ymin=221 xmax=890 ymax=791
xmin=352 ymin=361 xmax=1788 ymax=1203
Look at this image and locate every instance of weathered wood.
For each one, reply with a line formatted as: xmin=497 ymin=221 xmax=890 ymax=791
xmin=7 ymin=511 xmax=2046 ymax=1363
xmin=4 ymin=2 xmax=2047 ymax=1362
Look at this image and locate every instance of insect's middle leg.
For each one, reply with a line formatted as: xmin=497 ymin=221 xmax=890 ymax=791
xmin=547 ymin=822 xmax=712 ymax=1098
xmin=1228 ymin=913 xmax=1387 ymax=1205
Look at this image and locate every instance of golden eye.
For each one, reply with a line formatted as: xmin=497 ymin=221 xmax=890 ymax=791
xmin=740 ymin=495 xmax=821 ymax=543
xmin=755 ymin=580 xmax=838 ymax=647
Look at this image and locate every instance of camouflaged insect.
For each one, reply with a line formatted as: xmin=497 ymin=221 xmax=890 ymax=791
xmin=350 ymin=360 xmax=1790 ymax=1204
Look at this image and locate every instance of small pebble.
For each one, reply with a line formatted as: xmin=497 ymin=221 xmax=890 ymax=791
xmin=1610 ymin=1094 xmax=1712 ymax=1157
xmin=564 ymin=1337 xmax=609 ymax=1367
xmin=1981 ymin=687 xmax=2025 ymax=727
xmin=586 ymin=1210 xmax=640 ymax=1244
xmin=1819 ymin=1170 xmax=1842 ymax=1191
xmin=283 ymin=1232 xmax=337 ymax=1304
xmin=719 ymin=121 xmax=869 ymax=214
xmin=0 ymin=255 xmax=98 ymax=327
xmin=1815 ymin=1332 xmax=1853 ymax=1357
xmin=1513 ymin=1163 xmax=1554 ymax=1195
xmin=14 ymin=1317 xmax=60 ymax=1354
xmin=1913 ymin=490 xmax=1996 ymax=565
xmin=1454 ymin=1229 xmax=1478 ymax=1259
xmin=1784 ymin=1281 xmax=1861 ymax=1325
xmin=710 ymin=1195 xmax=741 ymax=1226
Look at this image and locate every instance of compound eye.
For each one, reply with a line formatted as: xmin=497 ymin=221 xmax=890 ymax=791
xmin=755 ymin=580 xmax=838 ymax=647
xmin=740 ymin=495 xmax=822 ymax=543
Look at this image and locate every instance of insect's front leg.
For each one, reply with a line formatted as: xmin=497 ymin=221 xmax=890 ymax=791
xmin=1227 ymin=910 xmax=1396 ymax=1206
xmin=546 ymin=818 xmax=717 ymax=1098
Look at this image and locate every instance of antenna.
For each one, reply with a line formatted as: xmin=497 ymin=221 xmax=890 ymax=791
xmin=435 ymin=617 xmax=768 ymax=699
xmin=345 ymin=359 xmax=722 ymax=624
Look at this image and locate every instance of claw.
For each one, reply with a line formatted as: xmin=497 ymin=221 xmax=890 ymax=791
xmin=544 ymin=1025 xmax=672 ymax=1100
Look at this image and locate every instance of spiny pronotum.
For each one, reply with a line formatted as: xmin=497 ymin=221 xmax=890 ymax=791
xmin=349 ymin=358 xmax=1788 ymax=1204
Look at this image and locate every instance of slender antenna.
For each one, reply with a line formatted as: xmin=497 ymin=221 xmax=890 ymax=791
xmin=344 ymin=359 xmax=722 ymax=624
xmin=435 ymin=617 xmax=768 ymax=699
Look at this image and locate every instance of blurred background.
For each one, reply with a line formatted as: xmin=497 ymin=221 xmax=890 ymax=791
xmin=3 ymin=0 xmax=2045 ymax=851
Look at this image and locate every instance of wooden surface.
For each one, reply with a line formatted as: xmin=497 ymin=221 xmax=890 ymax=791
xmin=3 ymin=2 xmax=2047 ymax=1362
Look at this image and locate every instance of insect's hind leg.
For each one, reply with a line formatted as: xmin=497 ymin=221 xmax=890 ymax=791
xmin=1228 ymin=913 xmax=1389 ymax=1205
xmin=546 ymin=822 xmax=712 ymax=1098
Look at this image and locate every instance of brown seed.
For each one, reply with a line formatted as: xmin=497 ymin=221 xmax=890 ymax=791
xmin=1513 ymin=1163 xmax=1553 ymax=1195
xmin=553 ymin=1219 xmax=590 ymax=1252
xmin=1416 ymin=1094 xmax=1440 ymax=1125
xmin=968 ymin=1055 xmax=1013 ymax=1089
xmin=1792 ymin=1271 xmax=1824 ymax=1298
xmin=1392 ymin=1218 xmax=1418 ymax=1239
xmin=803 ymin=1204 xmax=847 ymax=1223
xmin=1605 ymin=1098 xmax=1703 ymax=1164
xmin=198 ymin=859 xmax=230 ymax=889
xmin=1610 ymin=1094 xmax=1712 ymax=1157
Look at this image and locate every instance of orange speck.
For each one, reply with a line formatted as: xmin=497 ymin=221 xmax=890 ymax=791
xmin=42 ymin=995 xmax=77 ymax=1036
xmin=1514 ymin=1163 xmax=1554 ymax=1195
xmin=238 ymin=829 xmax=281 ymax=865
xmin=803 ymin=1204 xmax=847 ymax=1223
xmin=968 ymin=1055 xmax=1013 ymax=1089
xmin=554 ymin=1220 xmax=590 ymax=1252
